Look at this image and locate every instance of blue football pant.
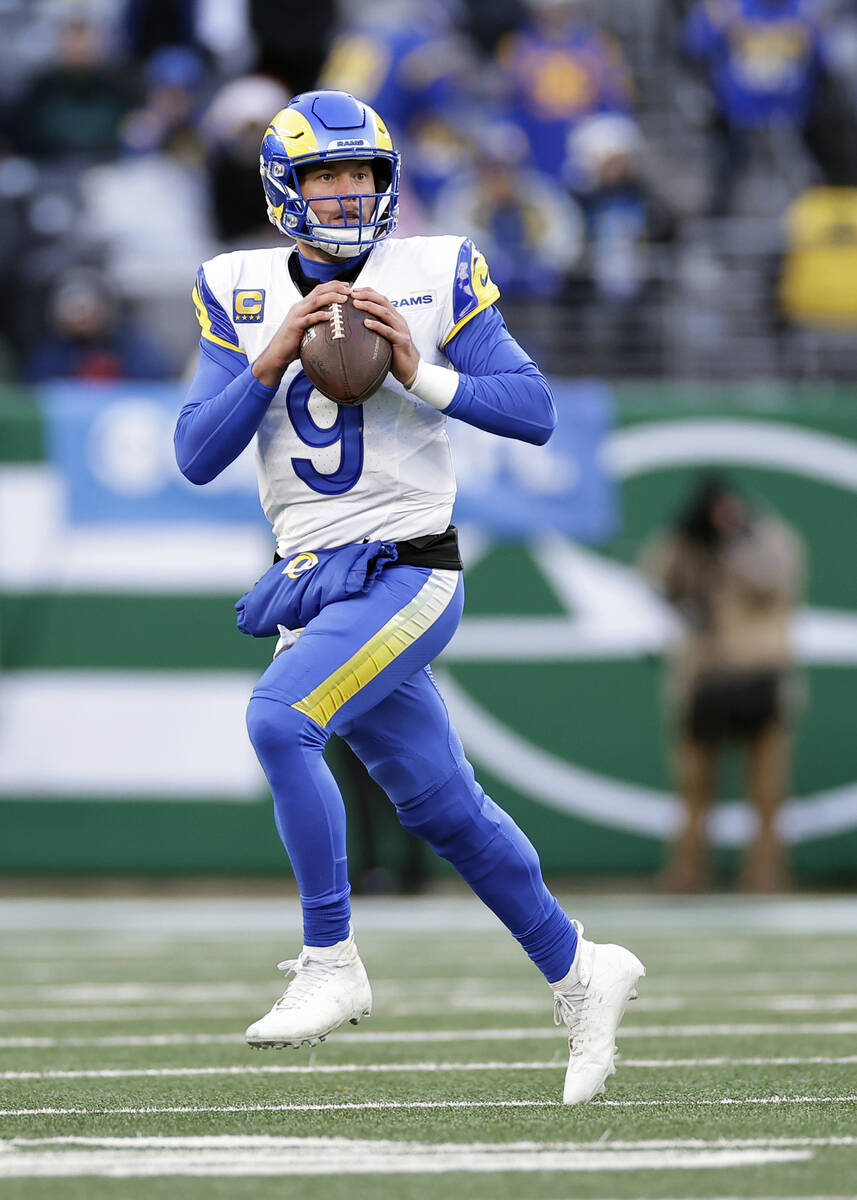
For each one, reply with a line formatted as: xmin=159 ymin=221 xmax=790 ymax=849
xmin=245 ymin=565 xmax=576 ymax=983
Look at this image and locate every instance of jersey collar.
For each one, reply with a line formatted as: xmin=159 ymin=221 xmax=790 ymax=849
xmin=287 ymin=247 xmax=373 ymax=297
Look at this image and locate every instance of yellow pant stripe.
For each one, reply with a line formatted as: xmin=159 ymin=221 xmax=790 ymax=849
xmin=291 ymin=570 xmax=458 ymax=728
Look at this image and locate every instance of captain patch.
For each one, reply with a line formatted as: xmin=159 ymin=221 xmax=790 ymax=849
xmin=233 ymin=289 xmax=266 ymax=323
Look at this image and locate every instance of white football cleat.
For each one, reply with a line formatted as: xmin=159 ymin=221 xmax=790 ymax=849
xmin=245 ymin=932 xmax=372 ymax=1048
xmin=551 ymin=920 xmax=645 ymax=1105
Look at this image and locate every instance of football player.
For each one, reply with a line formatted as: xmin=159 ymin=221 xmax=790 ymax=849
xmin=174 ymin=89 xmax=644 ymax=1105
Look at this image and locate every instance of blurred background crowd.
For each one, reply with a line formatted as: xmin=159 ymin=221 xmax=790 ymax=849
xmin=2 ymin=0 xmax=857 ymax=386
xmin=2 ymin=0 xmax=857 ymax=893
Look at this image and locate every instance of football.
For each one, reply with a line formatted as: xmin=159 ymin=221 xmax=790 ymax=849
xmin=299 ymin=298 xmax=393 ymax=405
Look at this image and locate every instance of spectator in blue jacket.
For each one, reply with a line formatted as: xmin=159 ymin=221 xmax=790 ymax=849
xmin=681 ymin=0 xmax=850 ymax=213
xmin=496 ymin=0 xmax=634 ymax=180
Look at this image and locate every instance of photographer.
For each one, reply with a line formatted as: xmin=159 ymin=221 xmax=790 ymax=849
xmin=642 ymin=475 xmax=805 ymax=892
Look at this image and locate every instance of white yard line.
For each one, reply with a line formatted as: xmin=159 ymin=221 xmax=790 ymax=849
xmin=4 ymin=1055 xmax=857 ymax=1081
xmin=0 ymin=1006 xmax=252 ymax=1022
xmin=0 ymin=1034 xmax=240 ymax=1049
xmin=0 ymin=983 xmax=263 ymax=1001
xmin=0 ymin=1142 xmax=811 ymax=1178
xmin=10 ymin=1134 xmax=857 ymax=1149
xmin=3 ymin=1022 xmax=857 ymax=1049
xmin=2 ymin=895 xmax=857 ymax=934
xmin=2 ymin=1096 xmax=856 ymax=1117
xmin=3 ymin=993 xmax=857 ymax=1020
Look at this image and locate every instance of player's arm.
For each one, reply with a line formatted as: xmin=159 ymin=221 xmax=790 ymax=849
xmin=352 ymin=289 xmax=556 ymax=446
xmin=175 ymin=346 xmax=277 ymax=485
xmin=175 ymin=273 xmax=350 ymax=484
xmin=438 ymin=305 xmax=557 ymax=445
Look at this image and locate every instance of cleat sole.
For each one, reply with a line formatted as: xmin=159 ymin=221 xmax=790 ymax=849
xmin=245 ymin=1010 xmax=371 ymax=1050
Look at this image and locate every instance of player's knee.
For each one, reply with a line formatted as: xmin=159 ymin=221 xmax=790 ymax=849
xmin=395 ymin=763 xmax=489 ymax=853
xmin=246 ymin=695 xmax=325 ymax=764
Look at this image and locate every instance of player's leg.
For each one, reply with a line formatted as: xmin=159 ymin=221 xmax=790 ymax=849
xmin=740 ymin=719 xmax=790 ymax=892
xmin=337 ymin=665 xmax=575 ymax=978
xmin=338 ymin=666 xmax=646 ymax=1104
xmin=243 ymin=566 xmax=462 ymax=1045
xmin=661 ymin=733 xmax=717 ymax=892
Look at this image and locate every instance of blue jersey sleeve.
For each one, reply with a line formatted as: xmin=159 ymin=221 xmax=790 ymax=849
xmin=442 ymin=304 xmax=557 ymax=445
xmin=174 ymin=341 xmax=277 ymax=485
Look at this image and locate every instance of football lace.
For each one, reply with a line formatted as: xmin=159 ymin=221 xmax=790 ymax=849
xmin=329 ymin=303 xmax=345 ymax=341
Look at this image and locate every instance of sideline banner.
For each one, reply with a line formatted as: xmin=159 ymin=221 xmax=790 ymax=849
xmin=41 ymin=379 xmax=617 ymax=540
xmin=2 ymin=381 xmax=856 ymax=879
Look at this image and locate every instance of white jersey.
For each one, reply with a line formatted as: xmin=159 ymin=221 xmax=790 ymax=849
xmin=193 ymin=235 xmax=500 ymax=559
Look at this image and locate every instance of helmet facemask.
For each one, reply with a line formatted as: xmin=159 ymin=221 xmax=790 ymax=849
xmin=290 ymin=154 xmax=396 ymax=258
xmin=261 ymin=147 xmax=399 ymax=258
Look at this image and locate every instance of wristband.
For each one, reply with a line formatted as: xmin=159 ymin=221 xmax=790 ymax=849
xmin=405 ymin=359 xmax=459 ymax=411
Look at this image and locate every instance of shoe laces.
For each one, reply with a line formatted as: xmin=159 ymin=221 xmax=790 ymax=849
xmin=553 ymin=979 xmax=591 ymax=1058
xmin=272 ymin=951 xmax=348 ymax=1011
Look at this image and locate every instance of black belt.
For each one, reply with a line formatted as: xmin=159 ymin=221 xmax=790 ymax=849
xmin=274 ymin=524 xmax=462 ymax=570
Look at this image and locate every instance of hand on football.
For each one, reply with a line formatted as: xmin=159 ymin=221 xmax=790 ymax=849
xmin=252 ymin=281 xmax=352 ymax=388
xmin=351 ymin=287 xmax=420 ymax=388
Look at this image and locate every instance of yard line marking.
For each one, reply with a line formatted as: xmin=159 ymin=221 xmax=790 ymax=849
xmin=4 ymin=1055 xmax=857 ymax=1081
xmin=11 ymin=1134 xmax=857 ymax=1150
xmin=0 ymin=1140 xmax=810 ymax=1178
xmin=4 ymin=982 xmax=857 ymax=1009
xmin=3 ymin=1022 xmax=857 ymax=1049
xmin=2 ymin=993 xmax=856 ymax=1018
xmin=1 ymin=894 xmax=855 ymax=935
xmin=0 ymin=1006 xmax=246 ymax=1023
xmin=2 ymin=1096 xmax=856 ymax=1116
xmin=0 ymin=984 xmax=262 ymax=1002
xmin=0 ymin=1035 xmax=241 ymax=1049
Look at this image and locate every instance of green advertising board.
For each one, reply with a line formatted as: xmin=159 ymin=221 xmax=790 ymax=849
xmin=1 ymin=382 xmax=855 ymax=880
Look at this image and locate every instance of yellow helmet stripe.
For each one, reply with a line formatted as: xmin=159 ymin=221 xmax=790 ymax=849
xmin=268 ymin=106 xmax=319 ymax=154
xmin=366 ymin=103 xmax=394 ymax=152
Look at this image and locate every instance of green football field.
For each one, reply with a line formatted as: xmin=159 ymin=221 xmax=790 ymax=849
xmin=0 ymin=892 xmax=855 ymax=1199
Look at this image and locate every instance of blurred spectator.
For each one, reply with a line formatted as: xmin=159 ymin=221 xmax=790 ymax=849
xmin=435 ymin=120 xmax=583 ymax=298
xmin=775 ymin=184 xmax=857 ymax=374
xmin=318 ymin=2 xmax=476 ymax=208
xmin=202 ymin=74 xmax=290 ymax=245
xmin=0 ymin=1 xmax=75 ymax=105
xmin=458 ymin=0 xmax=529 ymax=54
xmin=21 ymin=266 xmax=170 ymax=381
xmin=14 ymin=15 xmax=135 ymax=163
xmin=123 ymin=0 xmax=199 ymax=59
xmin=563 ymin=113 xmax=676 ymax=372
xmin=123 ymin=0 xmax=254 ymax=78
xmin=641 ymin=476 xmax=805 ymax=893
xmin=496 ymin=0 xmax=634 ymax=180
xmin=681 ymin=0 xmax=855 ymax=216
xmin=120 ymin=44 xmax=209 ymax=158
xmin=73 ymin=37 xmax=217 ymax=372
xmin=778 ymin=185 xmax=857 ymax=327
xmin=249 ymin=0 xmax=336 ymax=95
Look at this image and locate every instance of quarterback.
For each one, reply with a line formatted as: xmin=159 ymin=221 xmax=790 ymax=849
xmin=174 ymin=89 xmax=644 ymax=1105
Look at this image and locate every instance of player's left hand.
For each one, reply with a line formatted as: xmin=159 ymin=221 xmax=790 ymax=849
xmin=351 ymin=287 xmax=420 ymax=389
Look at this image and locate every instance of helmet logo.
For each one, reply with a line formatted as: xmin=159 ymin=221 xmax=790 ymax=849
xmin=271 ymin=162 xmax=285 ymax=177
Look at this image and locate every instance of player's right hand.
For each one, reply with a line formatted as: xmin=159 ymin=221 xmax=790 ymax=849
xmin=252 ymin=281 xmax=352 ymax=388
